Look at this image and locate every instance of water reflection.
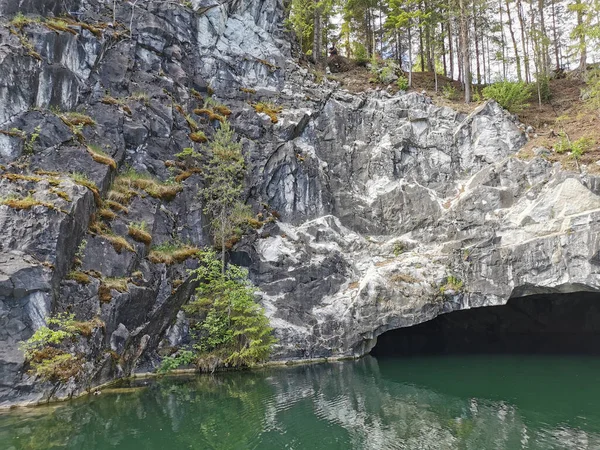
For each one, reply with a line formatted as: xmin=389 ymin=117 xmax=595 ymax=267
xmin=1 ymin=355 xmax=599 ymax=449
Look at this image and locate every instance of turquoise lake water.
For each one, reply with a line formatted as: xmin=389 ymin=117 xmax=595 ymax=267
xmin=1 ymin=355 xmax=599 ymax=449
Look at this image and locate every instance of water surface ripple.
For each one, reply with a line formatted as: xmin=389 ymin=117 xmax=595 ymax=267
xmin=1 ymin=355 xmax=599 ymax=449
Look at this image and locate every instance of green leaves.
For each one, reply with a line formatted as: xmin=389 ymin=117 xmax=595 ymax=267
xmin=19 ymin=313 xmax=78 ymax=359
xmin=19 ymin=313 xmax=103 ymax=383
xmin=158 ymin=350 xmax=196 ymax=373
xmin=554 ymin=134 xmax=596 ymax=159
xmin=165 ymin=250 xmax=276 ymax=372
xmin=482 ymin=81 xmax=531 ymax=113
xmin=201 ymin=120 xmax=251 ymax=256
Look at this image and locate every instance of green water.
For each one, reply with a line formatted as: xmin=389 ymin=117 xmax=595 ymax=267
xmin=1 ymin=355 xmax=600 ymax=449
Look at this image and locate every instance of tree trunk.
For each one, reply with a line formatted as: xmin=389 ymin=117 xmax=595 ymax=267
xmin=499 ymin=0 xmax=507 ymax=79
xmin=486 ymin=34 xmax=492 ymax=84
xmin=408 ymin=22 xmax=413 ymax=86
xmin=530 ymin=10 xmax=543 ymax=107
xmin=441 ymin=23 xmax=447 ymax=77
xmin=538 ymin=0 xmax=549 ymax=73
xmin=396 ymin=28 xmax=402 ymax=64
xmin=365 ymin=8 xmax=373 ymax=58
xmin=426 ymin=25 xmax=434 ymax=72
xmin=324 ymin=9 xmax=329 ymax=59
xmin=378 ymin=0 xmax=384 ymax=54
xmin=313 ymin=0 xmax=322 ymax=67
xmin=551 ymin=0 xmax=560 ymax=70
xmin=505 ymin=0 xmax=523 ymax=82
xmin=419 ymin=13 xmax=425 ymax=72
xmin=480 ymin=11 xmax=486 ymax=84
xmin=472 ymin=0 xmax=482 ymax=85
xmin=575 ymin=0 xmax=587 ymax=71
xmin=425 ymin=0 xmax=434 ymax=72
xmin=456 ymin=20 xmax=463 ymax=83
xmin=516 ymin=0 xmax=530 ymax=82
xmin=448 ymin=20 xmax=454 ymax=79
xmin=459 ymin=0 xmax=471 ymax=102
xmin=346 ymin=23 xmax=351 ymax=58
xmin=433 ymin=44 xmax=438 ymax=91
xmin=371 ymin=7 xmax=377 ymax=57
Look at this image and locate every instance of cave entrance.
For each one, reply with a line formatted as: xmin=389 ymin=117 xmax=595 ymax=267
xmin=370 ymin=292 xmax=600 ymax=357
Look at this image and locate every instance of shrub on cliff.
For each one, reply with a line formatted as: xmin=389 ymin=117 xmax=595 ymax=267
xmin=19 ymin=313 xmax=104 ymax=383
xmin=482 ymin=81 xmax=531 ymax=113
xmin=160 ymin=250 xmax=275 ymax=373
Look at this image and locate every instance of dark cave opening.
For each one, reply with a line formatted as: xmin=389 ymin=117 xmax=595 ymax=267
xmin=370 ymin=292 xmax=600 ymax=357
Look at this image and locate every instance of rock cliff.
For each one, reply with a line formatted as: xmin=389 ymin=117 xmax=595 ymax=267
xmin=1 ymin=0 xmax=599 ymax=406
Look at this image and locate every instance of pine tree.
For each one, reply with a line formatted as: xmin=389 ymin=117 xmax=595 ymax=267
xmin=183 ymin=251 xmax=276 ymax=371
xmin=201 ymin=121 xmax=250 ymax=274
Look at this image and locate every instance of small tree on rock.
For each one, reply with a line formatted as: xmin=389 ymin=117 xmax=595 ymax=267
xmin=201 ymin=121 xmax=251 ymax=273
xmin=161 ymin=250 xmax=275 ymax=372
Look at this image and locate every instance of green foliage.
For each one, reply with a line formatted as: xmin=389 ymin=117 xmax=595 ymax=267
xmin=59 ymin=112 xmax=96 ymax=127
xmin=129 ymin=221 xmax=149 ymax=234
xmin=148 ymin=240 xmax=199 ymax=265
xmin=554 ymin=134 xmax=571 ymax=153
xmin=439 ymin=276 xmax=464 ymax=294
xmin=75 ymin=239 xmax=87 ymax=260
xmin=369 ymin=54 xmax=381 ymax=75
xmin=114 ymin=168 xmax=182 ymax=201
xmin=379 ymin=65 xmax=395 ymax=83
xmin=10 ymin=12 xmax=31 ymax=28
xmin=24 ymin=125 xmax=41 ymax=155
xmin=369 ymin=59 xmax=399 ymax=84
xmin=70 ymin=172 xmax=96 ymax=189
xmin=176 ymin=147 xmax=202 ymax=160
xmin=162 ymin=250 xmax=275 ymax=372
xmin=253 ymin=102 xmax=282 ymax=123
xmin=534 ymin=75 xmax=552 ymax=103
xmin=32 ymin=352 xmax=81 ymax=383
xmin=190 ymin=131 xmax=208 ymax=143
xmin=185 ymin=115 xmax=199 ymax=132
xmin=201 ymin=121 xmax=251 ymax=256
xmin=442 ymin=84 xmax=459 ymax=101
xmin=393 ymin=242 xmax=405 ymax=257
xmin=571 ymin=137 xmax=595 ymax=159
xmin=396 ymin=75 xmax=409 ymax=91
xmin=554 ymin=134 xmax=595 ymax=159
xmin=127 ymin=220 xmax=152 ymax=245
xmin=285 ymin=0 xmax=315 ymax=54
xmin=583 ymin=69 xmax=600 ymax=110
xmin=567 ymin=0 xmax=600 ymax=59
xmin=19 ymin=313 xmax=102 ymax=383
xmin=353 ymin=42 xmax=368 ymax=66
xmin=130 ymin=91 xmax=150 ymax=104
xmin=19 ymin=313 xmax=79 ymax=360
xmin=411 ymin=54 xmax=426 ymax=72
xmin=482 ymin=81 xmax=531 ymax=113
xmin=158 ymin=350 xmax=196 ymax=373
